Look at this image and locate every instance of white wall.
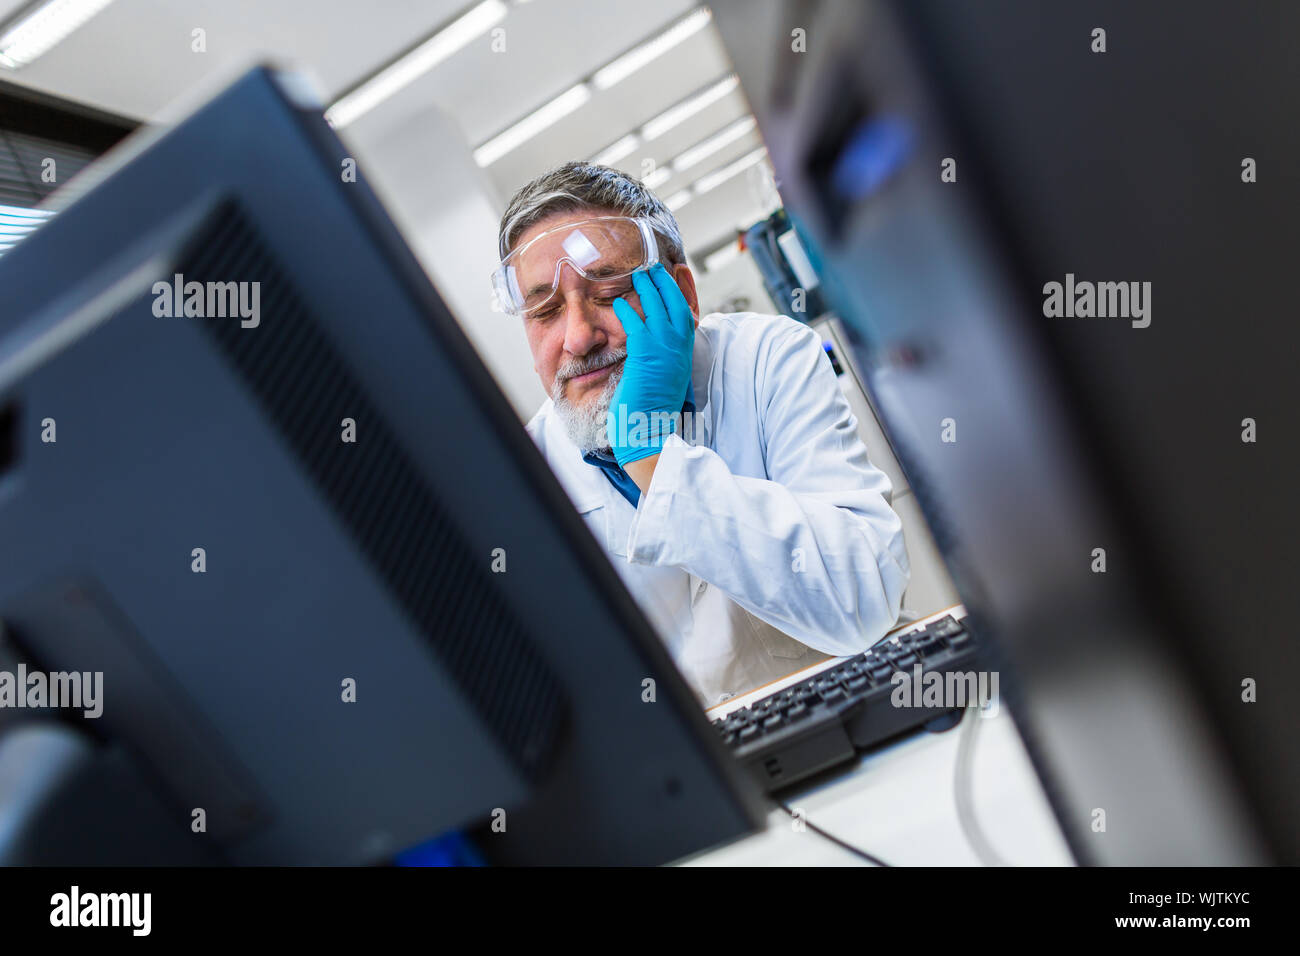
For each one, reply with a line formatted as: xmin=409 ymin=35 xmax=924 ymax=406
xmin=340 ymin=107 xmax=547 ymax=422
xmin=692 ymin=245 xmax=777 ymax=317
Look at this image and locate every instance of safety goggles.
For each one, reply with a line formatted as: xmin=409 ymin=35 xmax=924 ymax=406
xmin=492 ymin=215 xmax=660 ymax=317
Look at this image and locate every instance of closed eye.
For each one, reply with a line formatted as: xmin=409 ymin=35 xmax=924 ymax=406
xmin=529 ymin=284 xmax=633 ymax=321
xmin=595 ymin=283 xmax=634 ymax=303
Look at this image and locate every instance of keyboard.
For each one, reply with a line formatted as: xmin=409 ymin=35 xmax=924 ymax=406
xmin=711 ymin=614 xmax=981 ymax=793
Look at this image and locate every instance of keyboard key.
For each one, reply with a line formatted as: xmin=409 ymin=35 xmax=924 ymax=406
xmin=929 ymin=616 xmax=962 ymax=638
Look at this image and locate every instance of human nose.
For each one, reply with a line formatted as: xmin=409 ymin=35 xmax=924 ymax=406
xmin=558 ymin=292 xmax=607 ymax=356
xmin=554 ymin=266 xmax=606 ymax=356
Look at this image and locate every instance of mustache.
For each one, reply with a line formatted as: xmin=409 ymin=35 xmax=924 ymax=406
xmin=555 ymin=347 xmax=626 ymax=388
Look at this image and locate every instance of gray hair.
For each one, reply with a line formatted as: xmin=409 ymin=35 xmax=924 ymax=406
xmin=498 ymin=161 xmax=686 ymax=265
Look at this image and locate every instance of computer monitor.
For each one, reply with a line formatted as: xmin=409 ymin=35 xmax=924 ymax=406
xmin=710 ymin=0 xmax=1298 ymax=863
xmin=0 ymin=65 xmax=767 ymax=866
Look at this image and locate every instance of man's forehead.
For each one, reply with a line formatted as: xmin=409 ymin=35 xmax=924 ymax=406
xmin=511 ymin=206 xmax=625 ymax=253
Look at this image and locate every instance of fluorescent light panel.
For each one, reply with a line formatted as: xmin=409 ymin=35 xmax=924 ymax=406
xmin=590 ymin=133 xmax=640 ymax=166
xmin=590 ymin=74 xmax=738 ymax=170
xmin=692 ymin=146 xmax=768 ymax=195
xmin=642 ymin=74 xmax=737 ymax=141
xmin=592 ymin=7 xmax=712 ymax=90
xmin=0 ymin=0 xmax=115 ymax=68
xmin=325 ymin=0 xmax=507 ymax=128
xmin=483 ymin=10 xmax=717 ymax=168
xmin=671 ymin=115 xmax=756 ymax=173
xmin=664 ymin=189 xmax=692 ymax=211
xmin=641 ymin=165 xmax=672 ymax=190
xmin=474 ymin=82 xmax=591 ymax=167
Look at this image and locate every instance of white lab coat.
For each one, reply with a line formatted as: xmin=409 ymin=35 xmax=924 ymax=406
xmin=526 ymin=311 xmax=910 ymax=707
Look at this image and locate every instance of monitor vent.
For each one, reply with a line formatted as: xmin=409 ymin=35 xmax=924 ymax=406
xmin=175 ymin=202 xmax=566 ymax=781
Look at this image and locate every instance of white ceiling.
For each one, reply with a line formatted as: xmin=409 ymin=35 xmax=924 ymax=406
xmin=0 ymin=0 xmax=778 ymax=258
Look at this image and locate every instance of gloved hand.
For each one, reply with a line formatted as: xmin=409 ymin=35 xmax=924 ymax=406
xmin=606 ymin=262 xmax=695 ymax=466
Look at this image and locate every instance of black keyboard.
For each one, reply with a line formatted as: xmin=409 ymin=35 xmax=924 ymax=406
xmin=711 ymin=615 xmax=980 ymax=793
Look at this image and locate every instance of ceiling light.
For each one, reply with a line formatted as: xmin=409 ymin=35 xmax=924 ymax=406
xmin=592 ymin=8 xmax=712 ymax=90
xmin=692 ymin=147 xmax=769 ymax=196
xmin=589 ymin=74 xmax=738 ymax=173
xmin=641 ymin=165 xmax=672 ymax=190
xmin=0 ymin=0 xmax=116 ymax=68
xmin=671 ymin=115 xmax=756 ymax=174
xmin=642 ymin=74 xmax=737 ymax=141
xmin=590 ymin=133 xmax=641 ymax=166
xmin=474 ymin=82 xmax=592 ymax=166
xmin=664 ymin=189 xmax=692 ymax=211
xmin=325 ymin=0 xmax=507 ymax=128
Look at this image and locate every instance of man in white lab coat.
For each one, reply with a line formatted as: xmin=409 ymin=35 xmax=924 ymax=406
xmin=494 ymin=162 xmax=909 ymax=707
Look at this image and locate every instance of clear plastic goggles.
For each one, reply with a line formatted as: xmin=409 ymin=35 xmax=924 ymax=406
xmin=492 ymin=215 xmax=660 ymax=317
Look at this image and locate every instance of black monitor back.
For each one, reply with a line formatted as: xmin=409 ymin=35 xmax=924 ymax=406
xmin=710 ymin=0 xmax=1299 ymax=863
xmin=0 ymin=66 xmax=766 ymax=865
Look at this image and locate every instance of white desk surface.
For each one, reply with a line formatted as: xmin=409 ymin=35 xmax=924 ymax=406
xmin=679 ymin=606 xmax=1075 ymax=866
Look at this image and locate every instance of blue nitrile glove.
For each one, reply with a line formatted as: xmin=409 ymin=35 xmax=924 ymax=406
xmin=606 ymin=263 xmax=695 ymax=467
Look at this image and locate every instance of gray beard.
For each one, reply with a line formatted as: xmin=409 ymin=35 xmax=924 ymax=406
xmin=551 ymin=354 xmax=625 ymax=455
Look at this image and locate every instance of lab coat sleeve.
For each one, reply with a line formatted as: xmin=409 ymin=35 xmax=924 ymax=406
xmin=624 ymin=319 xmax=911 ymax=657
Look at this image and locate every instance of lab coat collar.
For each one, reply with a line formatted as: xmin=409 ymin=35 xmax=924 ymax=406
xmin=687 ymin=317 xmax=714 ymax=446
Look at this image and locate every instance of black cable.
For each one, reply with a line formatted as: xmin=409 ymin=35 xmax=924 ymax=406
xmin=772 ymin=699 xmax=1009 ymax=867
xmin=777 ymin=802 xmax=891 ymax=867
xmin=953 ymin=703 xmax=1011 ymax=866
